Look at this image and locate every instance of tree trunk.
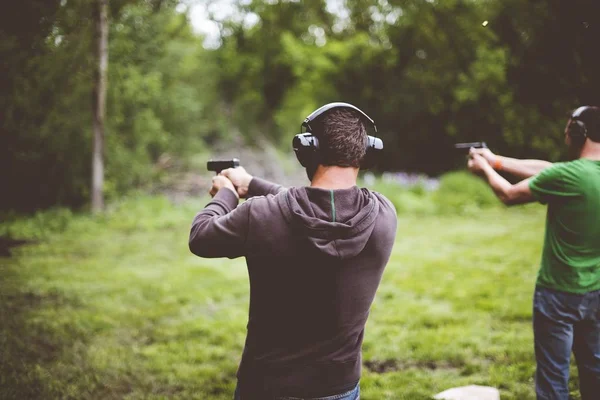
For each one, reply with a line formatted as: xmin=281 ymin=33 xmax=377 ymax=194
xmin=92 ymin=0 xmax=108 ymax=213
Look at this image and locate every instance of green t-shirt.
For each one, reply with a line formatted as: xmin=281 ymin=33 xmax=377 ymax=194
xmin=529 ymin=159 xmax=600 ymax=294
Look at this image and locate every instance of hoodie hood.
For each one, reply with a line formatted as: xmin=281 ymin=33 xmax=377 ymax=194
xmin=279 ymin=186 xmax=380 ymax=259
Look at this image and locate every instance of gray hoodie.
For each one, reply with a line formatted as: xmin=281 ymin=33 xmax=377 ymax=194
xmin=189 ymin=177 xmax=397 ymax=398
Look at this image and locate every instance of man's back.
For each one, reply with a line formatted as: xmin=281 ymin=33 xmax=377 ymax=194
xmin=239 ymin=183 xmax=396 ymax=397
xmin=529 ymin=159 xmax=600 ymax=293
xmin=189 ymin=178 xmax=397 ymax=398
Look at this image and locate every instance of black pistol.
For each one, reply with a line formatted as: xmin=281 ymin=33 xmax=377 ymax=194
xmin=454 ymin=142 xmax=487 ymax=153
xmin=207 ymin=158 xmax=240 ymax=174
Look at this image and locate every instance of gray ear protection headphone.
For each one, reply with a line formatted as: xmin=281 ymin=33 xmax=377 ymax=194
xmin=292 ymin=102 xmax=383 ymax=173
xmin=567 ymin=106 xmax=591 ymax=145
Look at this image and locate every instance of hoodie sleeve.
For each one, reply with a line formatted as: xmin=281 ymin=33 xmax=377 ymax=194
xmin=189 ymin=187 xmax=249 ymax=259
xmin=247 ymin=177 xmax=285 ymax=198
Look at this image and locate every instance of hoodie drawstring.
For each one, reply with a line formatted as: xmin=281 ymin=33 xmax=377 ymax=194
xmin=330 ymin=190 xmax=336 ymax=222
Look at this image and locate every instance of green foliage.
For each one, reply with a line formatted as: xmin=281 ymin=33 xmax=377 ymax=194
xmin=364 ymin=171 xmax=500 ymax=216
xmin=2 ymin=0 xmax=600 ymax=211
xmin=102 ymin=2 xmax=223 ymax=197
xmin=0 ymin=1 xmax=219 ymax=211
xmin=0 ymin=208 xmax=74 ymax=240
xmin=391 ymin=191 xmax=439 ymax=216
xmin=434 ymin=171 xmax=501 ymax=214
xmin=367 ymin=179 xmax=438 ymax=216
xmin=211 ymin=0 xmax=600 ymax=173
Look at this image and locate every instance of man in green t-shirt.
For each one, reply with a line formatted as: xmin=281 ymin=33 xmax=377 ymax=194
xmin=467 ymin=106 xmax=600 ymax=400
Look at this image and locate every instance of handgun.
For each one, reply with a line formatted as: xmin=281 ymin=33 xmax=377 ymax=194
xmin=206 ymin=158 xmax=240 ymax=174
xmin=454 ymin=142 xmax=488 ymax=153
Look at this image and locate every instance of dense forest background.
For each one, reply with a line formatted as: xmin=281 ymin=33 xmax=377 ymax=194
xmin=2 ymin=0 xmax=600 ymax=212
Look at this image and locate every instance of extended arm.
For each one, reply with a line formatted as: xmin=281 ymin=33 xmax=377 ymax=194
xmin=470 ymin=154 xmax=536 ymax=205
xmin=471 ymin=148 xmax=552 ymax=179
xmin=221 ymin=167 xmax=285 ymax=198
xmin=493 ymin=156 xmax=552 ymax=179
xmin=246 ymin=177 xmax=285 ymax=198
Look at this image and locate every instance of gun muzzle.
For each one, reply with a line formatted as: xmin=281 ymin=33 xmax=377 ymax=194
xmin=207 ymin=158 xmax=240 ymax=174
xmin=454 ymin=142 xmax=487 ymax=149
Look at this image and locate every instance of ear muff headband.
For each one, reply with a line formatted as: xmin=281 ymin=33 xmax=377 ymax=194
xmin=301 ymin=102 xmax=377 ymax=133
xmin=572 ymin=106 xmax=589 ymax=118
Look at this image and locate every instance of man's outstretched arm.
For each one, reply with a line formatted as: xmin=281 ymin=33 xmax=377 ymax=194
xmin=221 ymin=167 xmax=285 ymax=198
xmin=471 ymin=148 xmax=552 ymax=179
xmin=469 ymin=154 xmax=536 ymax=206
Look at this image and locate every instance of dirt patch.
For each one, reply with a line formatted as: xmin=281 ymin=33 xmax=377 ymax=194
xmin=0 ymin=236 xmax=34 ymax=257
xmin=364 ymin=359 xmax=464 ymax=373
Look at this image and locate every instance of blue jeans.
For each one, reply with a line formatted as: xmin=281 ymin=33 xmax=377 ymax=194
xmin=533 ymin=286 xmax=600 ymax=400
xmin=233 ymin=383 xmax=360 ymax=400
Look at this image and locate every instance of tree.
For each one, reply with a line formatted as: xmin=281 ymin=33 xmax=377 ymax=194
xmin=92 ymin=0 xmax=109 ymax=212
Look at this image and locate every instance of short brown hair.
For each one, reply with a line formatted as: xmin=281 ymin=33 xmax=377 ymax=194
xmin=313 ymin=109 xmax=367 ymax=168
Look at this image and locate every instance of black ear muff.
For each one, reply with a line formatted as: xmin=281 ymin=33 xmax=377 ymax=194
xmin=569 ymin=120 xmax=588 ymax=143
xmin=292 ymin=133 xmax=320 ymax=168
xmin=293 ymin=133 xmax=320 ymax=180
xmin=568 ymin=106 xmax=590 ymax=146
xmin=362 ymin=136 xmax=384 ymax=170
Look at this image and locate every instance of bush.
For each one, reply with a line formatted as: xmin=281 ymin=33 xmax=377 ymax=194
xmin=387 ymin=191 xmax=438 ymax=215
xmin=364 ymin=177 xmax=438 ymax=216
xmin=0 ymin=194 xmax=205 ymax=244
xmin=433 ymin=171 xmax=501 ymax=214
xmin=363 ymin=170 xmax=500 ymax=217
xmin=0 ymin=208 xmax=74 ymax=240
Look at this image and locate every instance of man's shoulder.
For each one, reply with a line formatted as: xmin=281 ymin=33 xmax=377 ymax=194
xmin=534 ymin=160 xmax=582 ymax=181
xmin=557 ymin=159 xmax=586 ymax=168
xmin=547 ymin=159 xmax=595 ymax=172
xmin=365 ymin=189 xmax=398 ymax=234
xmin=368 ymin=190 xmax=397 ymax=215
xmin=365 ymin=190 xmax=398 ymax=243
xmin=548 ymin=159 xmax=597 ymax=181
xmin=529 ymin=159 xmax=595 ymax=203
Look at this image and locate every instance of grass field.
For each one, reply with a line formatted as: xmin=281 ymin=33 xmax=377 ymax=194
xmin=0 ymin=194 xmax=584 ymax=399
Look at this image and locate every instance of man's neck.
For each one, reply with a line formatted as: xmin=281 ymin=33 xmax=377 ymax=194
xmin=580 ymin=140 xmax=600 ymax=160
xmin=310 ymin=165 xmax=359 ymax=190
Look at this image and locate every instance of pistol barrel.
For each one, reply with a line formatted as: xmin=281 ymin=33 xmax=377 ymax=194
xmin=454 ymin=142 xmax=487 ymax=149
xmin=207 ymin=158 xmax=240 ymax=173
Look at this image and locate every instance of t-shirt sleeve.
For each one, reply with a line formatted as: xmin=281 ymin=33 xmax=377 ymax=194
xmin=528 ymin=162 xmax=582 ymax=204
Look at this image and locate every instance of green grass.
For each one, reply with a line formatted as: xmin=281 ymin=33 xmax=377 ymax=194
xmin=0 ymin=195 xmax=584 ymax=399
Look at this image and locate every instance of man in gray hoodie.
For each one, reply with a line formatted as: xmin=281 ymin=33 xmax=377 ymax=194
xmin=189 ymin=103 xmax=397 ymax=400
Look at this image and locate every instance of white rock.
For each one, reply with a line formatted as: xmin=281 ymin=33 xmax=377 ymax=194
xmin=433 ymin=385 xmax=500 ymax=400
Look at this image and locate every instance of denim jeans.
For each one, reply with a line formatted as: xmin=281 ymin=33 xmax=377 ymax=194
xmin=533 ymin=286 xmax=600 ymax=400
xmin=233 ymin=383 xmax=360 ymax=400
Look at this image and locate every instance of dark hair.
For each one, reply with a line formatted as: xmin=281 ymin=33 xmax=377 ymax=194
xmin=577 ymin=106 xmax=600 ymax=142
xmin=313 ymin=109 xmax=367 ymax=168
